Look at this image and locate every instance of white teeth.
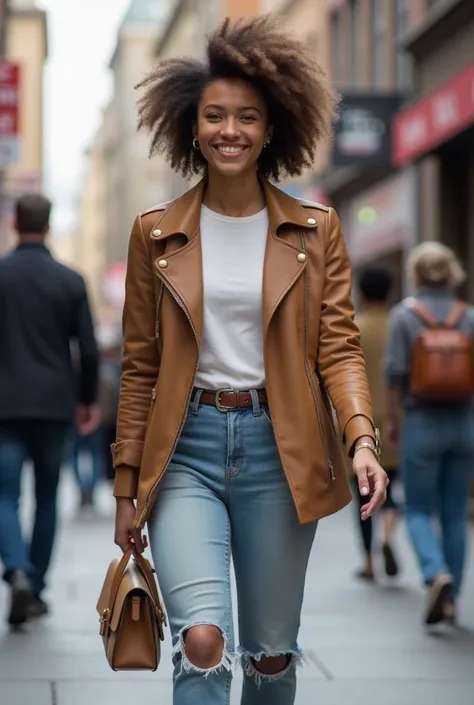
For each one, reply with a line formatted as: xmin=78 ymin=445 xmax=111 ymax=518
xmin=218 ymin=146 xmax=245 ymax=153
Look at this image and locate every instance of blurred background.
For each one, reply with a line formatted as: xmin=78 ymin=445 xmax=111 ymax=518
xmin=0 ymin=2 xmax=473 ymax=703
xmin=1 ymin=0 xmax=473 ymax=327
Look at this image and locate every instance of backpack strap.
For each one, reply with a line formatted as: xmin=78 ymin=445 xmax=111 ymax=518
xmin=405 ymin=297 xmax=467 ymax=329
xmin=444 ymin=301 xmax=467 ymax=328
xmin=405 ymin=298 xmax=439 ymax=328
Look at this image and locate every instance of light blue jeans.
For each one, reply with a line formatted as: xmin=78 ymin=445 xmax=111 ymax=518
xmin=402 ymin=409 xmax=474 ymax=597
xmin=148 ymin=389 xmax=317 ymax=705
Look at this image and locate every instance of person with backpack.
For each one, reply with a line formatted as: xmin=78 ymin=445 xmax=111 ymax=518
xmin=385 ymin=241 xmax=474 ymax=626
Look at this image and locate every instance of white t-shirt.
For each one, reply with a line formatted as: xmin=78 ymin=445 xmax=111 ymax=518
xmin=194 ymin=204 xmax=268 ymax=391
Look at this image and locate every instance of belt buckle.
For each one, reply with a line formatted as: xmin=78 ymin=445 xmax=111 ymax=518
xmin=215 ymin=388 xmax=236 ymax=413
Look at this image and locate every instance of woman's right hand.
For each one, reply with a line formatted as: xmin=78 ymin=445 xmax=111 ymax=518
xmin=114 ymin=497 xmax=148 ymax=553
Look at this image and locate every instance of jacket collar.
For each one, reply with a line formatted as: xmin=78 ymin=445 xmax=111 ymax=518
xmin=149 ymin=176 xmax=317 ymax=240
xmin=16 ymin=242 xmax=51 ymax=255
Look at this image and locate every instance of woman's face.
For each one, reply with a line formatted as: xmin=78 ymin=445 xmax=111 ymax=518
xmin=195 ymin=78 xmax=271 ymax=178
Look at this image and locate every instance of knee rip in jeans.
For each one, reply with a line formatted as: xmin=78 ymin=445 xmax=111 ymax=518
xmin=239 ymin=648 xmax=305 ymax=687
xmin=173 ymin=624 xmax=233 ymax=679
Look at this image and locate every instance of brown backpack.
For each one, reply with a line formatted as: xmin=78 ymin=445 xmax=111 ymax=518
xmin=408 ymin=299 xmax=474 ymax=400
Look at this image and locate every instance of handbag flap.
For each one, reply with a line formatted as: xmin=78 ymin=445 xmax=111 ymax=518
xmin=109 ymin=561 xmax=156 ymax=632
xmin=97 ymin=549 xmax=166 ymax=643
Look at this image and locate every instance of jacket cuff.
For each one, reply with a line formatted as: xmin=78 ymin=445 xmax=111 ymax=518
xmin=111 ymin=439 xmax=144 ymax=468
xmin=113 ymin=465 xmax=139 ymax=499
xmin=343 ymin=415 xmax=375 ymax=457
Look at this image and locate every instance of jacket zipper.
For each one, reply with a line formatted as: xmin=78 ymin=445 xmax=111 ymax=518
xmin=299 ymin=231 xmax=335 ymax=482
xmin=155 ymin=283 xmax=164 ymax=339
xmin=136 ymin=276 xmax=199 ymax=527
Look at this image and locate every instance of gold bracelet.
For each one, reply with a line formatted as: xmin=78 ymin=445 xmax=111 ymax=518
xmin=354 ymin=442 xmax=380 ymax=461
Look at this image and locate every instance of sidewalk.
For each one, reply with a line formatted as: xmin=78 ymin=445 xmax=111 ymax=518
xmin=1 ymin=471 xmax=473 ymax=705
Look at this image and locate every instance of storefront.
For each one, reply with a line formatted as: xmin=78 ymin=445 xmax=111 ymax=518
xmin=393 ymin=0 xmax=474 ymax=301
xmin=320 ymin=91 xmax=406 ymax=299
xmin=338 ymin=170 xmax=417 ymax=307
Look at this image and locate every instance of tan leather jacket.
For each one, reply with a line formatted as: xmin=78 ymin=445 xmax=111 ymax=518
xmin=112 ymin=177 xmax=375 ymax=528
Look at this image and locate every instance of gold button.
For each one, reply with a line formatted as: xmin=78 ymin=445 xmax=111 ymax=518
xmin=307 ymin=218 xmax=316 ymax=225
xmin=152 ymin=229 xmax=162 ymax=237
xmin=158 ymin=259 xmax=168 ymax=269
xmin=297 ymin=252 xmax=307 ymax=263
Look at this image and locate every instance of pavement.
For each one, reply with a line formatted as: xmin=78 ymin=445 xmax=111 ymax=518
xmin=0 ymin=470 xmax=474 ymax=705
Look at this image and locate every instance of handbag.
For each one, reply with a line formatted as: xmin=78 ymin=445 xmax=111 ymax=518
xmin=96 ymin=546 xmax=166 ymax=671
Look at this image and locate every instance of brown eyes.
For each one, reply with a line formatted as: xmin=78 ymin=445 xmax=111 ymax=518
xmin=204 ymin=114 xmax=258 ymax=123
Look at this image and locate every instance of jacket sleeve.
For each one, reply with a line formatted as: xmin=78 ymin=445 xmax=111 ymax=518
xmin=75 ymin=279 xmax=99 ymax=406
xmin=317 ymin=208 xmax=375 ymax=456
xmin=112 ymin=216 xmax=161 ymax=498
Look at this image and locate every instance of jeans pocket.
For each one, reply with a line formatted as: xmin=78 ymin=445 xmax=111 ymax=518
xmin=262 ymin=406 xmax=273 ymax=427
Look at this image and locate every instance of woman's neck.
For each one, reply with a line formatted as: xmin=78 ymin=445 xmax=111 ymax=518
xmin=203 ymin=169 xmax=265 ymax=217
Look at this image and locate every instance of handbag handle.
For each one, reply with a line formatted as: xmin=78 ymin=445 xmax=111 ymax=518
xmin=101 ymin=547 xmax=164 ymax=634
xmin=132 ymin=549 xmax=165 ymax=620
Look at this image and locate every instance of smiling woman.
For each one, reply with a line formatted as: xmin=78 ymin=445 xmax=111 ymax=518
xmin=136 ymin=15 xmax=336 ymax=182
xmin=112 ymin=14 xmax=388 ymax=705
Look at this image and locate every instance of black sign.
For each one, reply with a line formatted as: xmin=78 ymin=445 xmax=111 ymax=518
xmin=332 ymin=94 xmax=401 ymax=168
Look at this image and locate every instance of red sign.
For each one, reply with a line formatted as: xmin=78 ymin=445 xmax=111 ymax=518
xmin=0 ymin=60 xmax=20 ymax=166
xmin=392 ymin=62 xmax=474 ymax=166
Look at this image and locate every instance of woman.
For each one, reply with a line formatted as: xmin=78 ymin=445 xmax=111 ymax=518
xmin=386 ymin=242 xmax=474 ymax=626
xmin=113 ymin=17 xmax=388 ymax=704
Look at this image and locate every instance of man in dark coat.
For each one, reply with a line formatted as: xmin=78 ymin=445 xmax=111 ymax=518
xmin=0 ymin=194 xmax=99 ymax=626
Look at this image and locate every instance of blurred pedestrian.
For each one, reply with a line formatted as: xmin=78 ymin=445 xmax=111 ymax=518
xmin=68 ymin=326 xmax=121 ymax=509
xmin=353 ymin=267 xmax=401 ymax=581
xmin=97 ymin=329 xmax=122 ymax=484
xmin=68 ymin=422 xmax=103 ymax=510
xmin=0 ymin=194 xmax=99 ymax=627
xmin=112 ymin=16 xmax=388 ymax=704
xmin=386 ymin=242 xmax=474 ymax=625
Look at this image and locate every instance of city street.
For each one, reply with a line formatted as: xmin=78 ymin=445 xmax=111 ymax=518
xmin=1 ymin=472 xmax=473 ymax=705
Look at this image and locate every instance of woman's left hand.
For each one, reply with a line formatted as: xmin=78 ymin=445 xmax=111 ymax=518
xmin=352 ymin=447 xmax=389 ymax=521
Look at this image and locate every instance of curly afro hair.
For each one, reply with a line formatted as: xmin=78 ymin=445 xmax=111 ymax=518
xmin=136 ymin=15 xmax=337 ymax=182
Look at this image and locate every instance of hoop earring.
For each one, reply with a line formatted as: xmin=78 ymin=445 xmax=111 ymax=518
xmin=193 ymin=138 xmax=200 ymax=150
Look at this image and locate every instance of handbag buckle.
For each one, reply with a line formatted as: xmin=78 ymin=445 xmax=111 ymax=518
xmin=99 ymin=608 xmax=110 ymax=637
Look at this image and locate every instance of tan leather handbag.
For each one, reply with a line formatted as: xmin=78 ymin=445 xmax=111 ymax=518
xmin=96 ymin=547 xmax=166 ymax=671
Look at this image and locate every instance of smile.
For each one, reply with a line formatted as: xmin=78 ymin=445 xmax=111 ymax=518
xmin=214 ymin=145 xmax=249 ymax=157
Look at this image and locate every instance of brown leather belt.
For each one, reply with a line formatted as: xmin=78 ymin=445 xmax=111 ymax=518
xmin=198 ymin=389 xmax=268 ymax=412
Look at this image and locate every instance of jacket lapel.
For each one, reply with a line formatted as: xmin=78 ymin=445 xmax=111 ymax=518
xmin=261 ymin=179 xmax=318 ymax=335
xmin=149 ymin=180 xmax=205 ymax=344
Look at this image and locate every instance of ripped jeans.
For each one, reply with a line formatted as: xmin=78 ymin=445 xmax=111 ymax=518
xmin=148 ymin=389 xmax=317 ymax=705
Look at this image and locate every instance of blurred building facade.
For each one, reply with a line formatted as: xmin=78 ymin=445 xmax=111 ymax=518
xmin=74 ymin=125 xmax=108 ymax=321
xmin=74 ymin=0 xmax=171 ymax=328
xmin=319 ymin=0 xmax=474 ymax=303
xmin=77 ymin=0 xmax=474 ymax=319
xmin=392 ymin=0 xmax=474 ymax=301
xmin=0 ymin=0 xmax=47 ymax=253
xmin=317 ymin=0 xmax=422 ymax=303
